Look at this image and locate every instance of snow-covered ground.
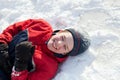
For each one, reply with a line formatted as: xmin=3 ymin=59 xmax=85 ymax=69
xmin=0 ymin=0 xmax=120 ymax=80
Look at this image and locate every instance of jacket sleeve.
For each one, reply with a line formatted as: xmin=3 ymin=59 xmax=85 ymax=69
xmin=0 ymin=19 xmax=45 ymax=44
xmin=11 ymin=50 xmax=59 ymax=80
xmin=11 ymin=62 xmax=58 ymax=80
xmin=11 ymin=69 xmax=28 ymax=80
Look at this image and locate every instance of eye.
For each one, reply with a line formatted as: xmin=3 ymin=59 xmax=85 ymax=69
xmin=61 ymin=36 xmax=64 ymax=41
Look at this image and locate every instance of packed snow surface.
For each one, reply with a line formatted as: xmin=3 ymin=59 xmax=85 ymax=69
xmin=0 ymin=0 xmax=120 ymax=80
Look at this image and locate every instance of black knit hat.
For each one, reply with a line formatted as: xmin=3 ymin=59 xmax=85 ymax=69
xmin=66 ymin=28 xmax=90 ymax=56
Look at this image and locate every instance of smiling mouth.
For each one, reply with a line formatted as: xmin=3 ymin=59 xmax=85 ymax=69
xmin=52 ymin=39 xmax=57 ymax=50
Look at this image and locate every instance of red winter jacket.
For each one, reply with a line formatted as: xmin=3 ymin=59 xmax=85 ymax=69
xmin=0 ymin=19 xmax=67 ymax=80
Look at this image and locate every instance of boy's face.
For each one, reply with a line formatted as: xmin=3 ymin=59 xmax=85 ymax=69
xmin=47 ymin=30 xmax=74 ymax=55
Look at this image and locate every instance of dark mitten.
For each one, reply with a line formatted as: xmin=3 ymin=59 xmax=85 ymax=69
xmin=0 ymin=43 xmax=9 ymax=58
xmin=14 ymin=41 xmax=35 ymax=72
xmin=0 ymin=43 xmax=12 ymax=77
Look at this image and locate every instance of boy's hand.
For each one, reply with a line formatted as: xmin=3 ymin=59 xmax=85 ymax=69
xmin=14 ymin=41 xmax=35 ymax=71
xmin=0 ymin=43 xmax=9 ymax=58
xmin=0 ymin=43 xmax=12 ymax=77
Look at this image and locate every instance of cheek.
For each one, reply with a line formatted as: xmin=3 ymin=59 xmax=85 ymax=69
xmin=47 ymin=40 xmax=53 ymax=50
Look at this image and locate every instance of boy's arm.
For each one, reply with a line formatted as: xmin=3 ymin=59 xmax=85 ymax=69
xmin=11 ymin=70 xmax=28 ymax=80
xmin=11 ymin=62 xmax=58 ymax=80
xmin=11 ymin=49 xmax=58 ymax=80
xmin=11 ymin=68 xmax=57 ymax=80
xmin=0 ymin=19 xmax=42 ymax=44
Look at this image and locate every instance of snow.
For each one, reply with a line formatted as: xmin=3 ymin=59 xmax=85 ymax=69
xmin=0 ymin=0 xmax=120 ymax=80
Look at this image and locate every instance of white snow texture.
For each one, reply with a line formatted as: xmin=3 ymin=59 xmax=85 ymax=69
xmin=0 ymin=0 xmax=120 ymax=80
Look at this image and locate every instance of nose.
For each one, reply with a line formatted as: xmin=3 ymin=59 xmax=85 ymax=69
xmin=56 ymin=40 xmax=64 ymax=50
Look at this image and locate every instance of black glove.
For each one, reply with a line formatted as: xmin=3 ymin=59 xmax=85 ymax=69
xmin=14 ymin=41 xmax=35 ymax=72
xmin=0 ymin=42 xmax=12 ymax=78
xmin=0 ymin=43 xmax=9 ymax=59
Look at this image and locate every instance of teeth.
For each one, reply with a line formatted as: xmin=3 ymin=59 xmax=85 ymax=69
xmin=54 ymin=43 xmax=57 ymax=49
xmin=54 ymin=42 xmax=56 ymax=48
xmin=53 ymin=39 xmax=57 ymax=49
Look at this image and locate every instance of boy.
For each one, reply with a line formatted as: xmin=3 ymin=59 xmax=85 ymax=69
xmin=0 ymin=19 xmax=90 ymax=80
